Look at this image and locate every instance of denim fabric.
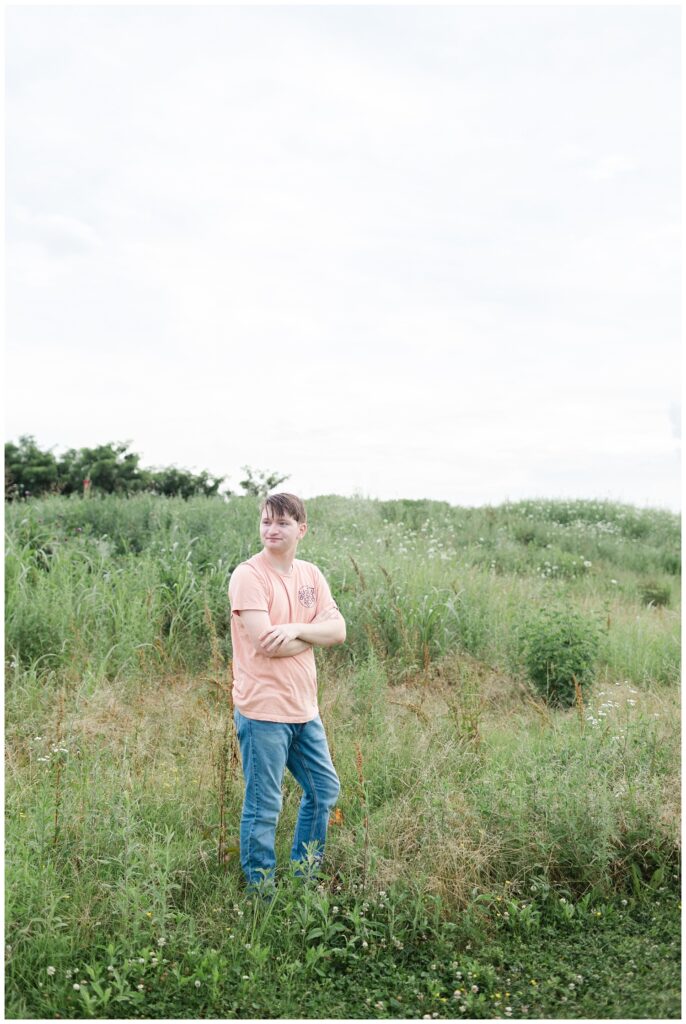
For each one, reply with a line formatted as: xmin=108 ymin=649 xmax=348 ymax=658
xmin=233 ymin=708 xmax=341 ymax=886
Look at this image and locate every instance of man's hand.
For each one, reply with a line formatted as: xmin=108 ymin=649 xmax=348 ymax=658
xmin=235 ymin=608 xmax=345 ymax=657
xmin=259 ymin=622 xmax=302 ymax=654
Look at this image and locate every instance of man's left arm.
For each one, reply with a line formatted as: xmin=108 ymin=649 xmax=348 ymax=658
xmin=258 ymin=614 xmax=346 ymax=654
xmin=259 ymin=571 xmax=346 ymax=654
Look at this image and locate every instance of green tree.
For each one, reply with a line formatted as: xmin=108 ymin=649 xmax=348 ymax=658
xmin=6 ymin=435 xmax=236 ymax=500
xmin=4 ymin=436 xmax=58 ymax=499
xmin=147 ymin=466 xmax=227 ymax=499
xmin=56 ymin=442 xmax=146 ymax=495
xmin=239 ymin=465 xmax=289 ymax=498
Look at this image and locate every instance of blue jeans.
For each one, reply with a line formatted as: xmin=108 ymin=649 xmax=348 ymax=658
xmin=233 ymin=709 xmax=341 ymax=887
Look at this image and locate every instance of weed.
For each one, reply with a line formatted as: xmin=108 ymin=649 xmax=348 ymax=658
xmin=517 ymin=606 xmax=603 ymax=707
xmin=640 ymin=579 xmax=671 ymax=608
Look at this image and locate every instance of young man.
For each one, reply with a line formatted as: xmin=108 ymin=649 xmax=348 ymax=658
xmin=228 ymin=492 xmax=346 ymax=890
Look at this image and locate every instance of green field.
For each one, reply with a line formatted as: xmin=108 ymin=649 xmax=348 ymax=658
xmin=5 ymin=494 xmax=681 ymax=1018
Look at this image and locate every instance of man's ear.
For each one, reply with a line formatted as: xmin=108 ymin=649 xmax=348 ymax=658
xmin=298 ymin=522 xmax=308 ymax=540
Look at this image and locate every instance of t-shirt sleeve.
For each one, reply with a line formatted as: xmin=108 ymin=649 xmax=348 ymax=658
xmin=313 ymin=568 xmax=340 ymax=621
xmin=229 ymin=565 xmax=269 ymax=614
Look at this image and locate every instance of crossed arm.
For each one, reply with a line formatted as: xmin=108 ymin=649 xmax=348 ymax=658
xmin=236 ymin=607 xmax=346 ymax=658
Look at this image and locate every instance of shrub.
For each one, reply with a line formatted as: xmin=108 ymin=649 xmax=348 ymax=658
xmin=517 ymin=607 xmax=602 ymax=707
xmin=639 ymin=580 xmax=671 ymax=608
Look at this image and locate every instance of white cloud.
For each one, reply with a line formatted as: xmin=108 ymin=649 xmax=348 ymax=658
xmin=669 ymin=402 xmax=681 ymax=441
xmin=9 ymin=206 xmax=100 ymax=255
xmin=583 ymin=154 xmax=638 ymax=181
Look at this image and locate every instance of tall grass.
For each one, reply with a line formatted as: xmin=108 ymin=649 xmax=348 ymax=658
xmin=5 ymin=493 xmax=680 ymax=684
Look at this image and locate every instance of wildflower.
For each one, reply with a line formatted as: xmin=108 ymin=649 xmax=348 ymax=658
xmin=47 ymin=966 xmax=56 ymax=976
xmin=195 ymin=980 xmax=201 ymax=988
xmin=107 ymin=965 xmax=114 ymax=972
xmin=242 ymin=974 xmax=249 ymax=980
xmin=73 ymin=983 xmax=80 ymax=991
xmin=157 ymin=937 xmax=166 ymax=947
xmin=137 ymin=984 xmax=144 ymax=991
xmin=361 ymin=940 xmax=368 ymax=949
xmin=471 ymin=984 xmax=479 ymax=993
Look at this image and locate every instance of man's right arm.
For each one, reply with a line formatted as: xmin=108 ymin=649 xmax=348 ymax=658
xmin=235 ymin=609 xmax=311 ymax=658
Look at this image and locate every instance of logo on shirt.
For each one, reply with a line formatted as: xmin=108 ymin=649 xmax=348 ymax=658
xmin=298 ymin=585 xmax=316 ymax=608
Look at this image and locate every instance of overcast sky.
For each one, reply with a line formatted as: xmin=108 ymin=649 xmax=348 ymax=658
xmin=5 ymin=5 xmax=681 ymax=510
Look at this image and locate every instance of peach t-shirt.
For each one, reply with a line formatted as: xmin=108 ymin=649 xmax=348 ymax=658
xmin=229 ymin=550 xmax=340 ymax=722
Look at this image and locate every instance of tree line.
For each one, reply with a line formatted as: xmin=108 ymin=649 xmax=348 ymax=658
xmin=4 ymin=436 xmax=287 ymax=500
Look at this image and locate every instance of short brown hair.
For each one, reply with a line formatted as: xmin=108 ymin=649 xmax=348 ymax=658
xmin=261 ymin=492 xmax=307 ymax=523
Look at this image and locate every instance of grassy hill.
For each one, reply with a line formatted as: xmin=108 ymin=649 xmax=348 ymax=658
xmin=5 ymin=494 xmax=680 ymax=1018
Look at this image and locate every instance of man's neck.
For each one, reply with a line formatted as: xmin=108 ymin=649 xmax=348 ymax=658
xmin=261 ymin=546 xmax=298 ymax=575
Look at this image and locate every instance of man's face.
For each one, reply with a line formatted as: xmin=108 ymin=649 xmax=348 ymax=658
xmin=260 ymin=507 xmax=307 ymax=552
